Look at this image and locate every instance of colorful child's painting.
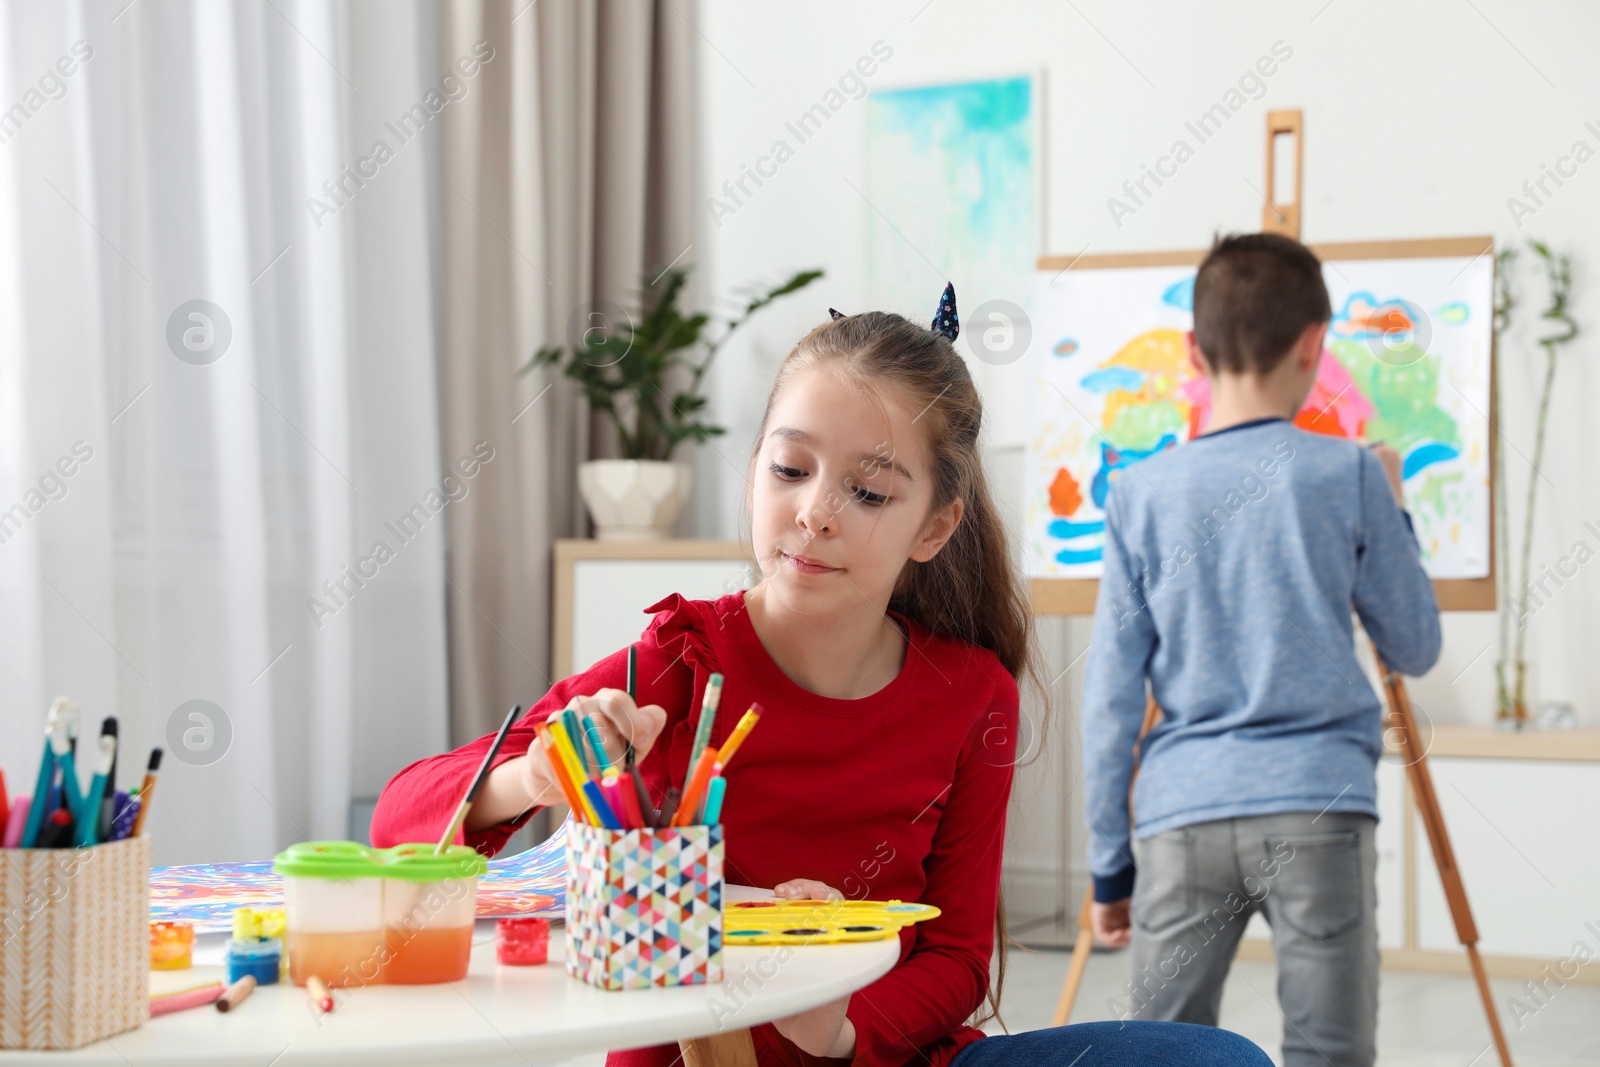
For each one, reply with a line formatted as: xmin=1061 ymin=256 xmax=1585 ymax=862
xmin=149 ymin=826 xmax=567 ymax=933
xmin=1024 ymin=251 xmax=1494 ymax=579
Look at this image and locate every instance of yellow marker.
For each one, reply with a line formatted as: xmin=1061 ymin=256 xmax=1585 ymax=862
xmin=545 ymin=715 xmax=602 ymax=824
xmin=716 ymin=704 xmax=763 ymax=769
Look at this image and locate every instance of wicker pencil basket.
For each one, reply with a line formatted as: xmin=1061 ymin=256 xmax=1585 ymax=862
xmin=0 ymin=835 xmax=150 ymax=1050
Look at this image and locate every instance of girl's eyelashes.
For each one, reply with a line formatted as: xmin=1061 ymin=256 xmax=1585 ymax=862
xmin=768 ymin=461 xmax=892 ymax=506
xmin=850 ymin=483 xmax=890 ymax=507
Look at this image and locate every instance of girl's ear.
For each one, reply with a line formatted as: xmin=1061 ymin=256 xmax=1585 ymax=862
xmin=911 ymin=498 xmax=964 ymax=562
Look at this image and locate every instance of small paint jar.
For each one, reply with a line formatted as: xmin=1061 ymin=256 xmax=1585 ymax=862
xmin=149 ymin=921 xmax=194 ymax=970
xmin=225 ymin=936 xmax=283 ymax=985
xmin=495 ymin=917 xmax=549 ymax=965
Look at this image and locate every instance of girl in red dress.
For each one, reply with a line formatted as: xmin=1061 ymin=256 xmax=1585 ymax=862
xmin=372 ymin=286 xmax=1268 ymax=1067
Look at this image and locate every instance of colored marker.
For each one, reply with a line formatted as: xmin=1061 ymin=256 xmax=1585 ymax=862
xmin=624 ymin=752 xmax=656 ymax=828
xmin=580 ymin=714 xmax=612 ymax=776
xmin=600 ymin=776 xmax=629 ymax=828
xmin=109 ymin=791 xmax=137 ymax=843
xmin=96 ymin=717 xmax=118 ymax=843
xmin=4 ymin=795 xmax=30 ymax=848
xmin=0 ymin=767 xmax=8 ymax=832
xmin=533 ymin=723 xmax=588 ymax=818
xmin=658 ymin=786 xmax=682 ymax=827
xmin=715 ymin=704 xmax=763 ymax=768
xmin=76 ymin=733 xmax=117 ymax=847
xmin=21 ymin=699 xmax=73 ymax=849
xmin=132 ymin=749 xmax=162 ymax=837
xmin=672 ymin=749 xmax=720 ymax=827
xmin=543 ymin=716 xmax=601 ymax=824
xmin=686 ymin=674 xmax=723 ymax=775
xmin=614 ymin=772 xmax=646 ymax=830
xmin=700 ymin=776 xmax=728 ymax=825
xmin=562 ymin=706 xmax=591 ymax=776
xmin=581 ymin=780 xmax=621 ymax=830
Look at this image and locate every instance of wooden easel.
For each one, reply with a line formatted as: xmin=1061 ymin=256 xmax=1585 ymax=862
xmin=1054 ymin=110 xmax=1514 ymax=1067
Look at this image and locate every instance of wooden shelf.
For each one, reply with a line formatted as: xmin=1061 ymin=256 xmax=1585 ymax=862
xmin=1422 ymin=724 xmax=1600 ymax=762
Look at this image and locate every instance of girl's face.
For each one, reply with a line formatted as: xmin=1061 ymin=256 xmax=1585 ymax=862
xmin=750 ymin=364 xmax=961 ymax=617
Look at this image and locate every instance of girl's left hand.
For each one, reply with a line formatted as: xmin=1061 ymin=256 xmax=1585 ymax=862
xmin=773 ymin=878 xmax=843 ymax=901
xmin=769 ymin=879 xmax=855 ymax=1059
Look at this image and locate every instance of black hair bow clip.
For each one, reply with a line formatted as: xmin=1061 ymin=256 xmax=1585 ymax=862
xmin=827 ymin=283 xmax=960 ymax=341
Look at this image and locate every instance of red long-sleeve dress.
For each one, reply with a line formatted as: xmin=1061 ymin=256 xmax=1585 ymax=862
xmin=371 ymin=593 xmax=1020 ymax=1067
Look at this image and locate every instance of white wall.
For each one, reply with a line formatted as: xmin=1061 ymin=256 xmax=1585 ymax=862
xmin=689 ymin=0 xmax=1600 ymax=925
xmin=690 ymin=0 xmax=1599 ymax=724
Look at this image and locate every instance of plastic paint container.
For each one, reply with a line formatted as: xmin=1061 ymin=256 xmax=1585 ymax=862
xmin=149 ymin=921 xmax=194 ymax=970
xmin=275 ymin=842 xmax=386 ymax=987
xmin=378 ymin=845 xmax=484 ymax=984
xmin=495 ymin=917 xmax=550 ymax=965
xmin=273 ymin=841 xmax=486 ymax=987
xmin=225 ymin=907 xmax=283 ymax=986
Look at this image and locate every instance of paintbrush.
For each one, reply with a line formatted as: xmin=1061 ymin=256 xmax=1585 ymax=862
xmin=435 ymin=705 xmax=523 ymax=854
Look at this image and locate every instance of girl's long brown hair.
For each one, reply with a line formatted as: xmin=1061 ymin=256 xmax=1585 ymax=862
xmin=755 ymin=309 xmax=1042 ymax=1027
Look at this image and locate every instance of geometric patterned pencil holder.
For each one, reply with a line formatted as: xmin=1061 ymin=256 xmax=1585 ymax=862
xmin=564 ymin=821 xmax=723 ymax=990
xmin=0 ymin=835 xmax=151 ymax=1049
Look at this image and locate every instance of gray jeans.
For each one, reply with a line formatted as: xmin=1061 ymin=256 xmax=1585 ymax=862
xmin=1118 ymin=811 xmax=1378 ymax=1067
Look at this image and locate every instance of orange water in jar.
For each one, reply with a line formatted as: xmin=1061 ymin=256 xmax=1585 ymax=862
xmin=380 ymin=924 xmax=473 ymax=984
xmin=287 ymin=929 xmax=387 ymax=987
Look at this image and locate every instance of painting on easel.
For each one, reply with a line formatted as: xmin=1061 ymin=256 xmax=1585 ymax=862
xmin=1023 ymin=238 xmax=1496 ymax=588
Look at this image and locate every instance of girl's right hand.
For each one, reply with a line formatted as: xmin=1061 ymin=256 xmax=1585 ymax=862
xmin=467 ymin=690 xmax=668 ymax=830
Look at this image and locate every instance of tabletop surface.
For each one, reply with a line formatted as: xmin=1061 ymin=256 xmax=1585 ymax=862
xmin=0 ymin=886 xmax=901 ymax=1067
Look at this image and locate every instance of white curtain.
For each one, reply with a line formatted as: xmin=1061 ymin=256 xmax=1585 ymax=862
xmin=0 ymin=0 xmax=448 ymax=865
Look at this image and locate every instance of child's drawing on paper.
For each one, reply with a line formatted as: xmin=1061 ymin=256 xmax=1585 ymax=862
xmin=1025 ymin=254 xmax=1494 ymax=579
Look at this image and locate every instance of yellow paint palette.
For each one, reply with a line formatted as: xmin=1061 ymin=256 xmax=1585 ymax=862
xmin=723 ymin=898 xmax=941 ymax=945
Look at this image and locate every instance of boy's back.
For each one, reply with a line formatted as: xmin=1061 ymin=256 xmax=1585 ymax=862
xmin=1083 ymin=416 xmax=1441 ymax=880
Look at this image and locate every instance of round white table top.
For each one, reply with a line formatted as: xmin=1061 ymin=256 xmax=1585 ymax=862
xmin=0 ymin=886 xmax=901 ymax=1067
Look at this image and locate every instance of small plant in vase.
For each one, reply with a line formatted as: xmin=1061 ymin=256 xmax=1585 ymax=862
xmin=1494 ymin=240 xmax=1581 ymax=727
xmin=525 ymin=266 xmax=822 ymax=540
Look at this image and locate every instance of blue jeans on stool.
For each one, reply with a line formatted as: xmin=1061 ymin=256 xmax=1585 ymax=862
xmin=949 ymin=1022 xmax=1272 ymax=1066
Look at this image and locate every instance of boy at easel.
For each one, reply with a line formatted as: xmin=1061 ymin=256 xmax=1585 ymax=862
xmin=1081 ymin=232 xmax=1441 ymax=1067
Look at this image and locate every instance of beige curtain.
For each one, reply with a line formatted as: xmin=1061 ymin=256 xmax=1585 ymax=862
xmin=436 ymin=0 xmax=694 ymax=751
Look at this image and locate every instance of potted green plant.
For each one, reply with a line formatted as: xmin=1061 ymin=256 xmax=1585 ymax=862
xmin=525 ymin=265 xmax=822 ymax=540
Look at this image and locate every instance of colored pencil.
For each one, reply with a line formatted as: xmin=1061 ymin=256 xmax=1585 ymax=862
xmin=715 ymin=705 xmax=762 ymax=768
xmin=306 ymin=975 xmax=334 ymax=1014
xmin=150 ymin=983 xmax=224 ymax=1016
xmin=435 ymin=705 xmax=523 ymax=854
xmin=131 ymin=749 xmax=162 ymax=837
xmin=700 ymin=776 xmax=728 ymax=825
xmin=671 ymin=749 xmax=720 ymax=827
xmin=686 ymin=674 xmax=723 ymax=777
xmin=216 ymin=975 xmax=257 ymax=1012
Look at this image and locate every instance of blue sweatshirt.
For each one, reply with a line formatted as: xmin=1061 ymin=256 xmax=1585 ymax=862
xmin=1081 ymin=417 xmax=1441 ymax=902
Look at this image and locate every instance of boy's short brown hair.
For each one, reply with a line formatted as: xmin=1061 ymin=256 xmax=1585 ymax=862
xmin=1192 ymin=232 xmax=1331 ymax=376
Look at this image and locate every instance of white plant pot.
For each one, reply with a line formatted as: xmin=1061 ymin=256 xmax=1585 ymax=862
xmin=578 ymin=459 xmax=693 ymax=541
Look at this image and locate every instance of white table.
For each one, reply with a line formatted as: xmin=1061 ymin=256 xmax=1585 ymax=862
xmin=0 ymin=886 xmax=899 ymax=1066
